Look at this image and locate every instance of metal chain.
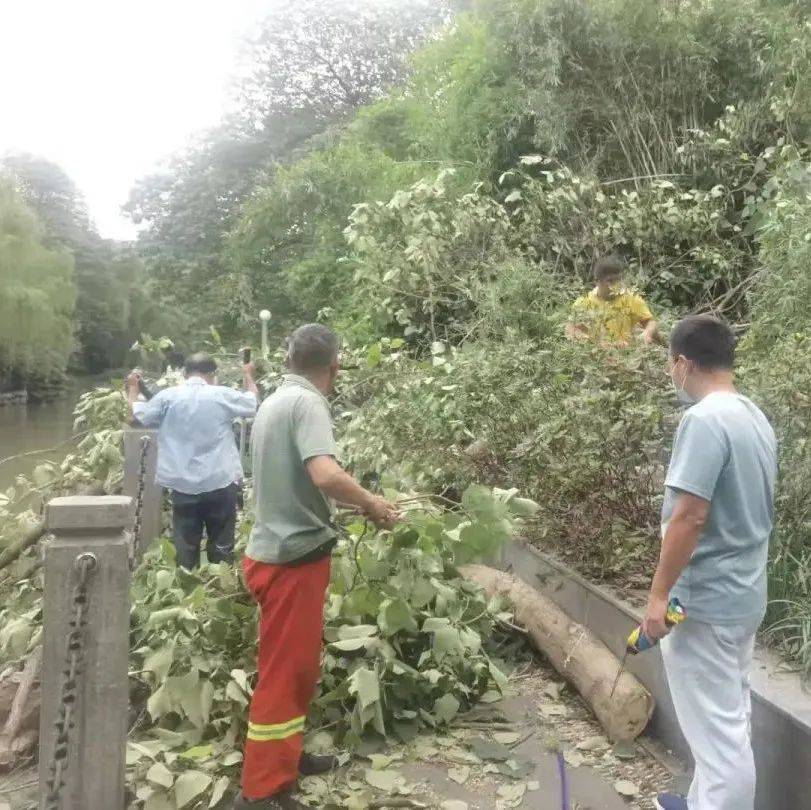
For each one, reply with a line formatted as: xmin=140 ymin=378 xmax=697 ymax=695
xmin=43 ymin=552 xmax=98 ymax=810
xmin=129 ymin=434 xmax=151 ymax=567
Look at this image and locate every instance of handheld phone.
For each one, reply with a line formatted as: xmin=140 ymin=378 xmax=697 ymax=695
xmin=137 ymin=378 xmax=153 ymax=401
xmin=242 ymin=347 xmax=252 ymax=364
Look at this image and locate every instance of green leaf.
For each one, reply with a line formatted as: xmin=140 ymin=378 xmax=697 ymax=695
xmin=179 ymin=744 xmax=213 ymax=762
xmin=431 ymin=626 xmax=464 ymax=661
xmin=226 ymin=678 xmax=250 ymax=707
xmin=614 ymin=780 xmax=640 ymax=797
xmin=144 ymin=792 xmax=175 ymax=810
xmin=363 ymin=768 xmax=405 ymax=792
xmin=378 ymin=598 xmax=418 ymax=636
xmin=337 ymin=624 xmax=379 ymax=640
xmin=497 ymin=782 xmax=526 ymax=802
xmin=32 ymin=463 xmax=55 ymax=487
xmin=230 ymin=669 xmax=250 ymax=692
xmin=448 ymin=766 xmax=470 ymax=784
xmin=349 ymin=667 xmax=380 ymax=711
xmin=174 ymin=770 xmax=212 ymax=808
xmin=368 ymin=753 xmax=397 ymax=770
xmin=209 ymin=776 xmax=230 ymax=808
xmin=433 ymin=694 xmax=460 ymax=724
xmin=147 ymin=683 xmax=174 ymax=722
xmin=470 ymin=737 xmax=511 ymax=762
xmin=509 ymin=497 xmax=540 ymax=518
xmin=0 ymin=616 xmax=33 ymax=657
xmin=147 ymin=607 xmax=196 ymax=628
xmin=143 ymin=643 xmax=175 ymax=682
xmin=331 ymin=637 xmax=374 ymax=652
xmin=367 ymin=343 xmax=383 ymax=368
xmin=146 ymin=762 xmax=175 ymax=789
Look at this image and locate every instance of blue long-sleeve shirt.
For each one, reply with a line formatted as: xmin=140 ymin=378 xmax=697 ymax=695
xmin=132 ymin=376 xmax=258 ymax=495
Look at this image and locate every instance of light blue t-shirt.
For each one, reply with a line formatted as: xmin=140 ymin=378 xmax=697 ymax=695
xmin=132 ymin=377 xmax=258 ymax=495
xmin=662 ymin=391 xmax=777 ymax=625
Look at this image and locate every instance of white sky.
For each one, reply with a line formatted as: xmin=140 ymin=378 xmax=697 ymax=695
xmin=0 ymin=0 xmax=272 ymax=240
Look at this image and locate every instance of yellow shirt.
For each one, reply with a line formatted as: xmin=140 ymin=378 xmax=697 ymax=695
xmin=571 ymin=288 xmax=653 ymax=343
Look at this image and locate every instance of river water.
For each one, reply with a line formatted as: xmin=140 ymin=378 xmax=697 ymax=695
xmin=0 ymin=383 xmax=86 ymax=493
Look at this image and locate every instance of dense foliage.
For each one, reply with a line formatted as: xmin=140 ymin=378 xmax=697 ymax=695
xmin=0 ymin=374 xmax=534 ymax=809
xmin=127 ymin=486 xmax=530 ymax=810
xmin=119 ymin=0 xmax=811 ymax=670
xmin=0 ymin=181 xmax=75 ymax=392
xmin=1 ymin=155 xmax=169 ymax=388
xmin=125 ymin=0 xmax=456 ymax=341
xmin=3 ymin=7 xmax=810 ymax=807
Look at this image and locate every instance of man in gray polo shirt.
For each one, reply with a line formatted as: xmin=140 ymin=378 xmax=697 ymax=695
xmin=643 ymin=316 xmax=777 ymax=810
xmin=235 ymin=324 xmax=399 ymax=810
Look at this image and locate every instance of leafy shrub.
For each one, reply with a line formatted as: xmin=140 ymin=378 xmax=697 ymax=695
xmin=345 ymin=170 xmax=511 ymax=344
xmin=127 ymin=486 xmax=532 ymax=808
xmin=342 ymin=337 xmax=673 ymax=581
xmin=740 ymin=164 xmax=811 ymax=674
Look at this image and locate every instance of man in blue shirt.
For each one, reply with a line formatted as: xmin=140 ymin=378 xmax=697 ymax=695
xmin=642 ymin=316 xmax=777 ymax=810
xmin=126 ymin=353 xmax=259 ymax=568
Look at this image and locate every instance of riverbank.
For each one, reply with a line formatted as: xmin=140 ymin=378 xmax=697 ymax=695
xmin=0 ymin=392 xmax=27 ymax=407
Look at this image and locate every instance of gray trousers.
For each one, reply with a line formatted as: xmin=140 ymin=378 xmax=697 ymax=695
xmin=661 ymin=617 xmax=761 ymax=810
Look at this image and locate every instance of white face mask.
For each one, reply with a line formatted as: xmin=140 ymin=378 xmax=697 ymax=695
xmin=672 ymin=363 xmax=696 ymax=405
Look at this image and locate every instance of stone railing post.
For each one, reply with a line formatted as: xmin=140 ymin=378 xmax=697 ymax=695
xmin=123 ymin=427 xmax=162 ymax=554
xmin=39 ymin=495 xmax=132 ymax=810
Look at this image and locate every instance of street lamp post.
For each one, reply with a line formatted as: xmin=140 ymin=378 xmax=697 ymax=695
xmin=259 ymin=309 xmax=271 ymax=359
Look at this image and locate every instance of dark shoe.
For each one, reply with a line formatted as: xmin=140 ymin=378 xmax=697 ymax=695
xmin=654 ymin=794 xmax=688 ymax=810
xmin=233 ymin=791 xmax=309 ymax=810
xmin=299 ymin=751 xmax=340 ymax=776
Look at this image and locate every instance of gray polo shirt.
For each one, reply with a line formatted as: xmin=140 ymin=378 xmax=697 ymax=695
xmin=662 ymin=392 xmax=777 ymax=625
xmin=246 ymin=374 xmax=338 ymax=564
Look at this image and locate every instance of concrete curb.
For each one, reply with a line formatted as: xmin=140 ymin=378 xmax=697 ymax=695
xmin=501 ymin=539 xmax=811 ymax=810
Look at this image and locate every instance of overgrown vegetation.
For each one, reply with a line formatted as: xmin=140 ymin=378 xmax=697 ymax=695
xmin=124 ymin=0 xmax=811 ymax=672
xmin=0 ymin=154 xmax=173 ymax=394
xmin=0 ymin=180 xmax=75 ymax=395
xmin=1 ymin=0 xmax=811 ymax=804
xmin=0 ymin=374 xmax=536 ymax=809
xmin=126 ymin=486 xmax=532 ymax=810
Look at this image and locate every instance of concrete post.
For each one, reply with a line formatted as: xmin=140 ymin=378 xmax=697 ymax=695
xmin=123 ymin=427 xmax=162 ymax=554
xmin=39 ymin=495 xmax=132 ymax=810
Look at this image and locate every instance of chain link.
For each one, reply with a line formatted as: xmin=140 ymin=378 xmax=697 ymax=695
xmin=129 ymin=434 xmax=151 ymax=567
xmin=43 ymin=552 xmax=98 ymax=810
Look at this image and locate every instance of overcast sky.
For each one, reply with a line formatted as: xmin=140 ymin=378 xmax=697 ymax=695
xmin=0 ymin=0 xmax=271 ymax=240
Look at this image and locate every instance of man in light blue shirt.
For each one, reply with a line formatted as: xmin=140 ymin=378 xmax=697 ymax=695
xmin=127 ymin=353 xmax=259 ymax=568
xmin=643 ymin=316 xmax=777 ymax=810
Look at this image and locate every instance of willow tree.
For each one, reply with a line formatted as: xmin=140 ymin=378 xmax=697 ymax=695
xmin=0 ymin=180 xmax=75 ymax=384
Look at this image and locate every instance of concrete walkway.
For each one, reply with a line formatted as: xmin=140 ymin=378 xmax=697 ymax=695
xmin=297 ymin=660 xmax=684 ymax=809
xmin=0 ymin=660 xmax=685 ymax=809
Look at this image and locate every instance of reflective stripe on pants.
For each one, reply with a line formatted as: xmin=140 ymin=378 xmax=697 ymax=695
xmin=241 ymin=554 xmax=331 ymax=800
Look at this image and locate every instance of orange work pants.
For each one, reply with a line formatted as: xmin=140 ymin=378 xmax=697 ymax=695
xmin=241 ymin=554 xmax=331 ymax=799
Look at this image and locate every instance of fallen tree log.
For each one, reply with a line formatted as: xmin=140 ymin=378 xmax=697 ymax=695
xmin=0 ymin=649 xmax=41 ymax=770
xmin=461 ymin=564 xmax=653 ymax=741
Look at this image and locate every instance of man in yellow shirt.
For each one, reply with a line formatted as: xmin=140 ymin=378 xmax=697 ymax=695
xmin=567 ymin=255 xmax=661 ymax=346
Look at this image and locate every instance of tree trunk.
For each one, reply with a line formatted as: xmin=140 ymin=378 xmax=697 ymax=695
xmin=461 ymin=564 xmax=654 ymax=741
xmin=0 ymin=649 xmax=41 ymax=769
